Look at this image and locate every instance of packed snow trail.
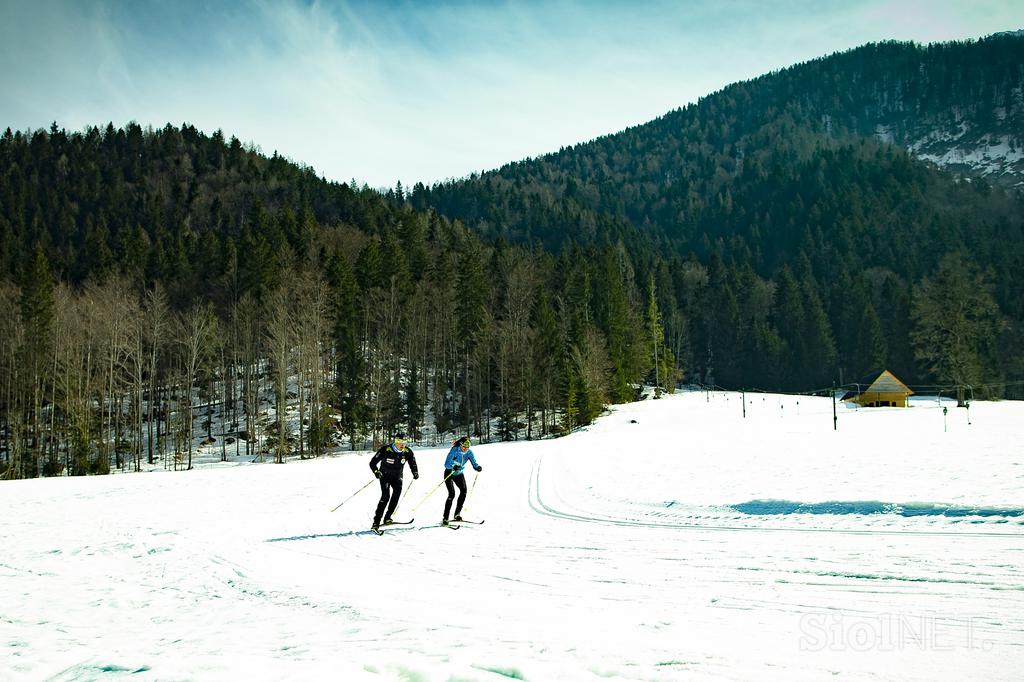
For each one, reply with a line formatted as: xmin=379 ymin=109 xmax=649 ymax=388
xmin=2 ymin=391 xmax=1022 ymax=681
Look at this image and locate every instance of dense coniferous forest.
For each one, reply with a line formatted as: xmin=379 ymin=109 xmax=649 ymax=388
xmin=414 ymin=34 xmax=1024 ymax=393
xmin=2 ymin=34 xmax=1023 ymax=479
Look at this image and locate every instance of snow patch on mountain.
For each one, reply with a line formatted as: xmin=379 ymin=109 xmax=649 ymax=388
xmin=901 ymin=127 xmax=1024 ymax=189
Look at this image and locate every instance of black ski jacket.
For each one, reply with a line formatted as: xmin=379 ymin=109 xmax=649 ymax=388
xmin=370 ymin=444 xmax=418 ymax=479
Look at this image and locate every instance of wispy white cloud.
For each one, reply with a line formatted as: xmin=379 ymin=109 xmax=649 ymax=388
xmin=2 ymin=0 xmax=1022 ymax=188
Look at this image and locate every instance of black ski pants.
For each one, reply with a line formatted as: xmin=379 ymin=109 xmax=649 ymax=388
xmin=443 ymin=469 xmax=468 ymax=520
xmin=374 ymin=473 xmax=403 ymax=525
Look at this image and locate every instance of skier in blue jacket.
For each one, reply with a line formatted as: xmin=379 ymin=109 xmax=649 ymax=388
xmin=442 ymin=436 xmax=481 ymax=525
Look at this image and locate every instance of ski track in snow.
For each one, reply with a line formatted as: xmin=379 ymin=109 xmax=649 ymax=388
xmin=2 ymin=391 xmax=1023 ymax=680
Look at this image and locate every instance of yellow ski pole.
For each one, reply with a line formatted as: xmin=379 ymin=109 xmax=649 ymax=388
xmin=410 ymin=469 xmax=458 ymax=513
xmin=465 ymin=469 xmax=481 ymax=507
xmin=399 ymin=477 xmax=416 ymax=505
xmin=330 ymin=477 xmax=376 ymax=512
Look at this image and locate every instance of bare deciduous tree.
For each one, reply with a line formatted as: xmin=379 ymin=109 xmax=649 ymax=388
xmin=177 ymin=303 xmax=217 ymax=470
xmin=144 ymin=285 xmax=169 ymax=466
xmin=265 ymin=283 xmax=295 ymax=464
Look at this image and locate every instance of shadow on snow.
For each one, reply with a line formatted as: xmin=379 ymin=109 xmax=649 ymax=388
xmin=265 ymin=530 xmax=378 ymax=542
xmin=729 ymin=500 xmax=1024 ymax=518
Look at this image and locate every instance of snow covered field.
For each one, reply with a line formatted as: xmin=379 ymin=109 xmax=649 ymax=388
xmin=2 ymin=390 xmax=1023 ymax=681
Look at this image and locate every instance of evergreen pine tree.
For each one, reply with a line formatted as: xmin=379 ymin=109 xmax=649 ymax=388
xmin=532 ymin=290 xmax=561 ymax=434
xmin=328 ymin=253 xmax=367 ymax=448
xmin=911 ymin=252 xmax=1001 ymax=403
xmin=599 ymin=249 xmax=635 ymax=402
xmin=646 ymin=274 xmax=670 ymax=395
xmin=18 ymin=245 xmax=55 ymax=478
xmin=853 ymin=301 xmax=888 ymax=377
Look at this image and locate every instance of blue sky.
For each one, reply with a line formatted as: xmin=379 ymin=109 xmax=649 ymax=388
xmin=2 ymin=0 xmax=1021 ymax=188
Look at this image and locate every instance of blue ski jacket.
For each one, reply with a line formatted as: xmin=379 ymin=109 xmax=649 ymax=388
xmin=444 ymin=445 xmax=480 ymax=476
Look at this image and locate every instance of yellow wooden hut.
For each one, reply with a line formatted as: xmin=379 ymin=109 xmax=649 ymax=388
xmin=842 ymin=369 xmax=913 ymax=407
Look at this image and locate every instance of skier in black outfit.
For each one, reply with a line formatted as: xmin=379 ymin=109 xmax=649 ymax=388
xmin=442 ymin=436 xmax=482 ymax=525
xmin=369 ymin=435 xmax=418 ymax=530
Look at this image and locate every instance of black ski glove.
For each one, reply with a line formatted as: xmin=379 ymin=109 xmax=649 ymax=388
xmin=373 ymin=469 xmax=381 ymax=479
xmin=474 ymin=465 xmax=482 ymax=472
xmin=413 ymin=473 xmax=419 ymax=480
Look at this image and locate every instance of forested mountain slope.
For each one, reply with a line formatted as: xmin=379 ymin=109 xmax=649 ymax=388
xmin=0 ymin=122 xmax=401 ymax=303
xmin=411 ymin=33 xmax=1024 ymax=393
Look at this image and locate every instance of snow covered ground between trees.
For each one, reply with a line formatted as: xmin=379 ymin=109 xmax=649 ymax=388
xmin=2 ymin=390 xmax=1022 ymax=680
